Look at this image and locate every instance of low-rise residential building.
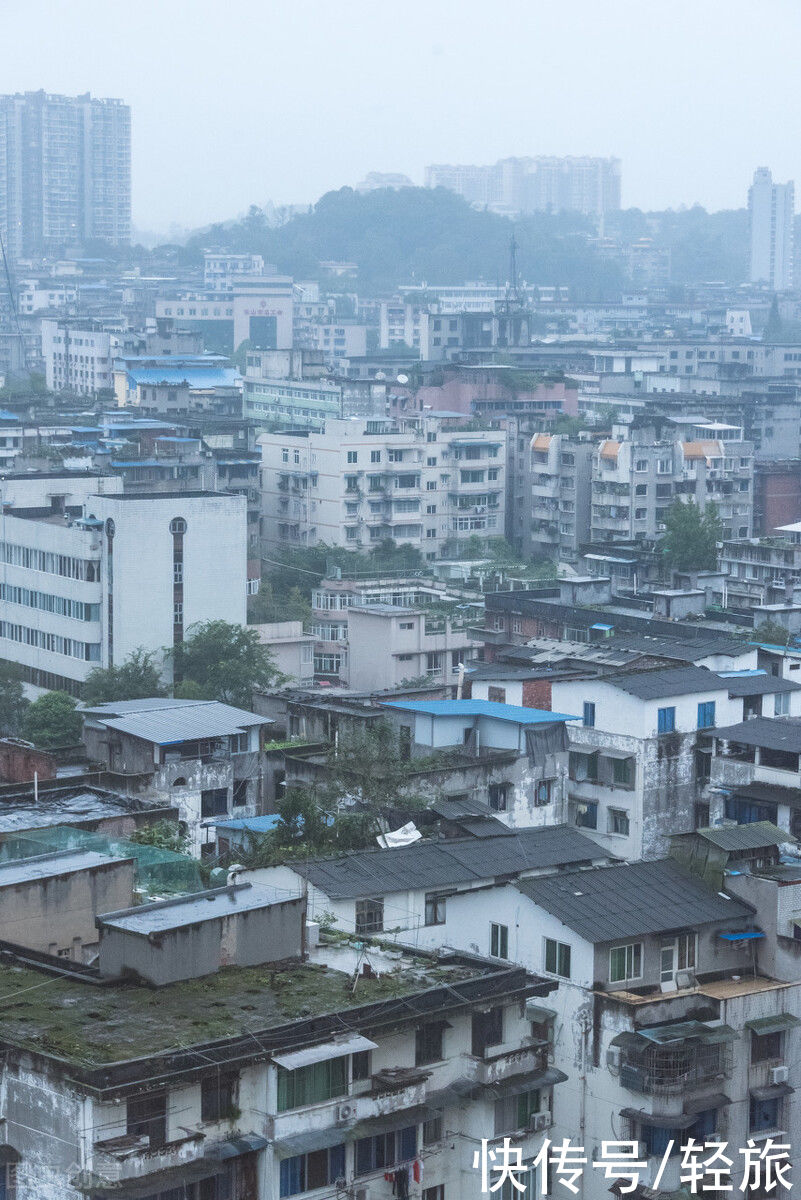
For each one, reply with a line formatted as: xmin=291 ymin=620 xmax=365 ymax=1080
xmin=705 ymin=716 xmax=801 ymax=839
xmin=252 ymin=621 xmax=315 ymax=686
xmin=549 ymin=666 xmax=745 ymax=859
xmin=524 ymin=433 xmax=594 ymax=562
xmin=41 ymin=318 xmax=120 ymax=395
xmin=341 ymin=604 xmax=482 ymax=691
xmin=82 ymin=698 xmax=273 ymax=854
xmin=0 ymin=927 xmax=564 ymax=1200
xmin=259 ymin=416 xmax=506 ymax=559
xmin=719 ymin=524 xmax=801 ymax=608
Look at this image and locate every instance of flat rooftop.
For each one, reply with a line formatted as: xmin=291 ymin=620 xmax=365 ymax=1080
xmin=0 ymin=788 xmax=161 ymax=835
xmin=98 ymin=883 xmax=282 ymax=935
xmin=0 ymin=848 xmax=130 ymax=887
xmin=0 ymin=953 xmax=486 ymax=1068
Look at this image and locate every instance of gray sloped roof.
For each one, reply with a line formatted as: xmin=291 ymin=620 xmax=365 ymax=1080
xmin=515 ymin=858 xmax=755 ymax=943
xmin=713 ymin=717 xmax=801 ymax=753
xmin=299 ymin=825 xmax=607 ymax=900
xmin=602 ymin=666 xmax=725 ymax=701
xmin=91 ymin=701 xmax=271 ymax=745
xmin=721 ymin=674 xmax=801 ymax=697
xmin=695 ymin=822 xmax=789 ymax=852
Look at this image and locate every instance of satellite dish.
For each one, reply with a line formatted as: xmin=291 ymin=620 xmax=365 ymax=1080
xmin=397 ymin=373 xmax=409 ymax=384
xmin=375 ymin=371 xmax=387 ymax=381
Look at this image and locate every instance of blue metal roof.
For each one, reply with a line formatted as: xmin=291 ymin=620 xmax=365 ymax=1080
xmin=382 ymin=699 xmax=579 ymax=724
xmin=126 ymin=367 xmax=240 ymax=388
xmin=210 ymin=815 xmax=282 ymax=833
xmin=0 ymin=410 xmax=20 ymax=422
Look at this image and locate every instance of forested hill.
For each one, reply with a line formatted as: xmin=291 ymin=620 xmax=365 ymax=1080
xmin=179 ymin=187 xmax=624 ymax=297
xmin=175 ymin=186 xmax=753 ymax=296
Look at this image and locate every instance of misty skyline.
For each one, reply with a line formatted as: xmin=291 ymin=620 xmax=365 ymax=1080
xmin=5 ymin=0 xmax=801 ymax=232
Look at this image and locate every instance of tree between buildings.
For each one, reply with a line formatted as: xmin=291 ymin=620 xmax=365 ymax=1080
xmin=82 ymin=649 xmax=165 ymax=706
xmin=0 ymin=662 xmax=28 ymax=737
xmin=21 ymin=691 xmax=83 ymax=748
xmin=169 ymin=620 xmax=286 ymax=708
xmin=660 ymin=498 xmax=722 ymax=572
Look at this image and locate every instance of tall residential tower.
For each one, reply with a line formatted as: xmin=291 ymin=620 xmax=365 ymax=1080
xmin=0 ymin=90 xmax=131 ymax=261
xmin=748 ymin=166 xmax=794 ymax=290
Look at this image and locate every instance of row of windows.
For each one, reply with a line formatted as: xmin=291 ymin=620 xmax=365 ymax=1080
xmin=0 ymin=582 xmax=100 ymax=622
xmin=0 ymin=621 xmax=100 ymax=661
xmin=544 ymin=933 xmax=697 ymax=983
xmin=0 ymin=540 xmax=99 ymax=581
xmin=582 ymin=700 xmax=716 ymax=734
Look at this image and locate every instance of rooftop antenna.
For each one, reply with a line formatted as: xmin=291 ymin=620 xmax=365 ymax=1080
xmin=505 ymin=231 xmax=525 ymax=313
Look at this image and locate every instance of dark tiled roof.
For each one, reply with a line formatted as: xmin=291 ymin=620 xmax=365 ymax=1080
xmin=714 ymin=717 xmax=801 ymax=753
xmin=515 ymin=858 xmax=754 ymax=943
xmin=721 ymin=674 xmax=801 ymax=697
xmin=299 ymin=826 xmax=607 ymax=899
xmin=602 ymin=666 xmax=725 ymax=700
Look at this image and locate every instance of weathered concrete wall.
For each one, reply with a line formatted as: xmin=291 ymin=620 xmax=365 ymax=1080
xmin=0 ymin=860 xmax=135 ymax=958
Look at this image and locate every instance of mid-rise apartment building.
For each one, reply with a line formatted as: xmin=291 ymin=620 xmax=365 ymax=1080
xmin=0 ymin=90 xmax=130 ymax=259
xmin=41 ymin=318 xmax=120 ymax=395
xmin=591 ymin=421 xmax=753 ymax=543
xmin=525 ymin=433 xmax=594 ymax=561
xmin=0 ymin=480 xmax=246 ymax=693
xmin=203 ymin=250 xmax=266 ymax=291
xmin=719 ymin=523 xmax=801 ymax=608
xmin=259 ymin=417 xmax=506 ymax=559
xmin=426 ymin=156 xmax=621 ymax=216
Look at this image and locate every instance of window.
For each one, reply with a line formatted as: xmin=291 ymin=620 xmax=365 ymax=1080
xmin=660 ymin=933 xmax=696 ymax=982
xmin=472 ymin=1006 xmax=504 ymax=1056
xmin=608 ymin=808 xmax=630 ymax=836
xmin=494 ymin=1088 xmax=541 ymax=1137
xmin=490 ymin=922 xmax=509 ymax=959
xmin=127 ymin=1091 xmax=167 ymax=1148
xmin=355 ymin=1126 xmax=417 ymax=1176
xmin=277 ymin=1057 xmax=348 ymax=1110
xmin=611 ymin=757 xmax=634 ymax=787
xmin=749 ymin=1094 xmax=780 ymax=1134
xmin=583 ymin=702 xmax=595 ymax=728
xmin=489 ymin=781 xmax=509 ymax=811
xmin=574 ymin=799 xmax=598 ymax=830
xmin=570 ymin=751 xmax=598 ymax=781
xmin=657 ymin=706 xmax=676 ymax=734
xmin=535 ymin=779 xmax=552 ymax=806
xmin=544 ymin=939 xmax=571 ymax=978
xmin=425 ymin=892 xmax=446 ymax=926
xmin=415 ymin=1022 xmax=444 ymax=1065
xmin=634 ymin=508 xmax=647 ymax=520
xmin=280 ymin=1144 xmax=346 ymax=1197
xmin=751 ymin=1030 xmax=783 ymax=1063
xmin=423 ymin=1115 xmax=444 ymax=1147
xmin=201 ymin=788 xmax=228 ymax=818
xmin=697 ymin=701 xmax=716 ymax=730
xmin=488 ymin=686 xmax=507 ymax=703
xmin=201 ymin=1072 xmax=238 ymax=1121
xmin=352 ymin=1049 xmax=371 ymax=1080
xmin=355 ymin=898 xmax=384 ymax=935
xmin=609 ymin=942 xmax=642 ymax=983
xmin=347 ymin=450 xmax=358 ymax=463
xmin=775 ymin=692 xmax=791 ymax=716
xmin=635 ymin=484 xmax=647 ymax=496
xmin=635 ymin=459 xmax=648 ymax=472
xmin=370 ymin=450 xmax=381 ymax=463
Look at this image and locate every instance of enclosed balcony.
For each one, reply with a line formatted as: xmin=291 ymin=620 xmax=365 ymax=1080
xmin=614 ymin=1021 xmax=735 ymax=1097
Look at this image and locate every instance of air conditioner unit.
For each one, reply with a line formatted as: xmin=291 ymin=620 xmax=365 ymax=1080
xmin=335 ymin=1102 xmax=357 ymax=1122
xmin=770 ymin=1065 xmax=789 ymax=1085
xmin=354 ymin=1188 xmax=370 ymax=1200
xmin=529 ymin=1110 xmax=552 ymax=1132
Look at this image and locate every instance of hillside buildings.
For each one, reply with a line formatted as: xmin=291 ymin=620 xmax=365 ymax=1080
xmin=0 ymin=90 xmax=131 ymax=260
xmin=425 ymin=156 xmax=621 ymax=217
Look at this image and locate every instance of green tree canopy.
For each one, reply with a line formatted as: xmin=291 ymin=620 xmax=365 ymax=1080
xmin=82 ymin=649 xmax=165 ymax=706
xmin=170 ymin=620 xmax=286 ymax=708
xmin=0 ymin=662 xmax=28 ymax=737
xmin=752 ymin=619 xmax=792 ymax=647
xmin=128 ymin=820 xmax=189 ymax=853
xmin=21 ymin=691 xmax=83 ymax=747
xmin=660 ymin=499 xmax=722 ymax=572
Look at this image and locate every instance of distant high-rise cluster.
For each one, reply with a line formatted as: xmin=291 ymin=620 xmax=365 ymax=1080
xmin=0 ymin=90 xmax=131 ymax=260
xmin=748 ymin=166 xmax=794 ymax=290
xmin=425 ymin=155 xmax=621 ymax=217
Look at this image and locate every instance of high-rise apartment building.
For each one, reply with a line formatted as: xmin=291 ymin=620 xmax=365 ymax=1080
xmin=748 ymin=167 xmax=794 ymax=290
xmin=425 ymin=156 xmax=621 ymax=217
xmin=0 ymin=91 xmax=130 ymax=260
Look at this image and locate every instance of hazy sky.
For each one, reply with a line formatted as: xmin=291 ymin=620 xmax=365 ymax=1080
xmin=5 ymin=0 xmax=801 ymax=232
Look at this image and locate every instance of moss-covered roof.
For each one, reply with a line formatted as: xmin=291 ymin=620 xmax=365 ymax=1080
xmin=0 ymin=957 xmax=477 ymax=1069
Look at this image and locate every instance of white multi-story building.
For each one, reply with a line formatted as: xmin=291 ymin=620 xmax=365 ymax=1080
xmin=17 ymin=278 xmax=78 ymax=314
xmin=379 ymin=300 xmax=430 ymax=355
xmin=203 ymin=251 xmax=266 ymax=291
xmin=259 ymin=416 xmax=506 ymax=559
xmin=749 ymin=167 xmax=794 ymax=290
xmin=0 ymin=481 xmax=246 ymax=693
xmin=41 ymin=319 xmax=120 ymax=395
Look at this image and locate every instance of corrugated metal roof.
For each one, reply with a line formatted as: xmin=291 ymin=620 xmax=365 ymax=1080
xmin=516 ymin=858 xmax=754 ymax=943
xmin=90 ymin=700 xmax=270 ymax=744
xmin=298 ymin=825 xmax=607 ymax=899
xmin=695 ymin=821 xmax=789 ymax=851
xmin=382 ymin=699 xmax=579 ymax=724
xmin=602 ymin=666 xmax=724 ymax=700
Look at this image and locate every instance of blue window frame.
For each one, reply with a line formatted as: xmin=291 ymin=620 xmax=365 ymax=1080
xmin=640 ymin=1109 xmax=715 ymax=1158
xmin=355 ymin=1125 xmax=417 ymax=1176
xmin=697 ymin=701 xmax=716 ymax=730
xmin=583 ymin=702 xmax=595 ymax=728
xmin=657 ymin=706 xmax=676 ymax=734
xmin=724 ymin=796 xmax=778 ymax=825
xmin=280 ymin=1144 xmax=346 ymax=1196
xmin=575 ymin=800 xmax=598 ymax=830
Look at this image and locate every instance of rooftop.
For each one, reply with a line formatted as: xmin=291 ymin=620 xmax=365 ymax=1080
xmin=291 ymin=825 xmax=607 ymax=900
xmin=381 ymin=699 xmax=579 ymax=724
xmin=719 ymin=671 xmax=801 ymax=697
xmin=0 ymin=848 xmax=130 ymax=888
xmin=83 ymin=698 xmax=271 ymax=745
xmin=0 ymin=787 xmax=159 ymax=835
xmin=98 ymin=883 xmax=283 ymax=935
xmin=516 ymin=858 xmax=754 ymax=943
xmin=600 ymin=665 xmax=726 ymax=700
xmin=691 ymin=822 xmax=789 ymax=852
xmin=714 ymin=716 xmax=801 ymax=753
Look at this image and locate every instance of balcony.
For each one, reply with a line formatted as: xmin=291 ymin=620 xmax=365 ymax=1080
xmin=269 ymin=1075 xmax=429 ymax=1146
xmin=89 ymin=1131 xmax=208 ymax=1186
xmin=619 ymin=1035 xmax=732 ymax=1098
xmin=459 ymin=1044 xmax=549 ymax=1088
